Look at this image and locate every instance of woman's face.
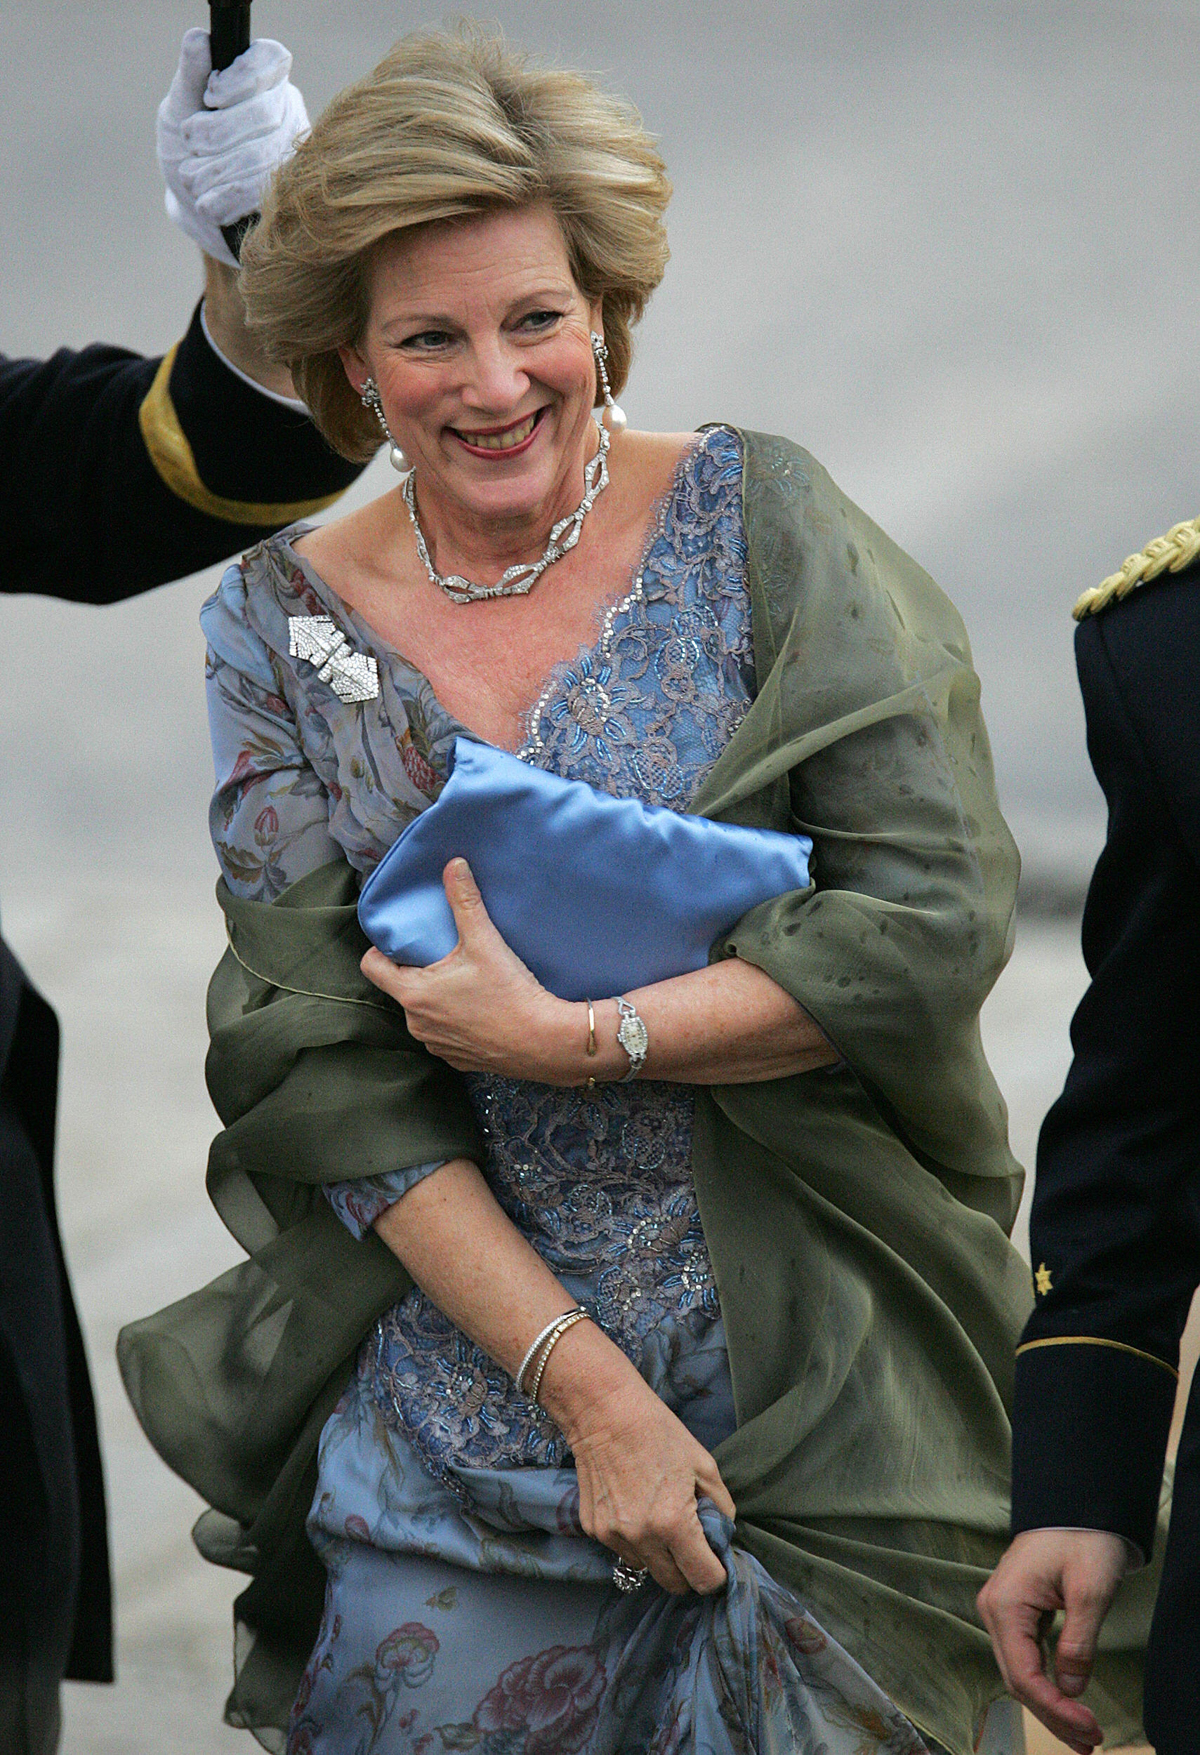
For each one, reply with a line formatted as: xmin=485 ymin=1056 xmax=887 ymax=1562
xmin=342 ymin=204 xmax=602 ymax=539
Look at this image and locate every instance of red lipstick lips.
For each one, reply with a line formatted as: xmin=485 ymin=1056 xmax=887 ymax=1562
xmin=451 ymin=407 xmax=545 ymax=458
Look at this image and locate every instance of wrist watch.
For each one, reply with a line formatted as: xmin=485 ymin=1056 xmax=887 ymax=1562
xmin=616 ymin=997 xmax=649 ymax=1081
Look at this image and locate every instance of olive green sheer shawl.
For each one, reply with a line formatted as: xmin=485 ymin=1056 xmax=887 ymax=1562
xmin=118 ymin=431 xmax=1158 ymax=1753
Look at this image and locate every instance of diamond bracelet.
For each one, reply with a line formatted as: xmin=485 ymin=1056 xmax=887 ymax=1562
xmin=616 ymin=997 xmax=649 ymax=1081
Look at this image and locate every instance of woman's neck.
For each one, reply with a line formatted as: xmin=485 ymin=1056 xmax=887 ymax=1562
xmin=408 ymin=426 xmax=602 ymax=587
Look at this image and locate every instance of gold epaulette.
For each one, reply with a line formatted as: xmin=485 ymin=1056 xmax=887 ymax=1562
xmin=1073 ymin=516 xmax=1200 ymax=620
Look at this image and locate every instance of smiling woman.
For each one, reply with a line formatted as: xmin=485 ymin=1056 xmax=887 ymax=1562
xmin=240 ymin=30 xmax=665 ymax=461
xmin=114 ymin=23 xmax=1152 ymax=1755
xmin=341 ymin=206 xmax=607 ymax=543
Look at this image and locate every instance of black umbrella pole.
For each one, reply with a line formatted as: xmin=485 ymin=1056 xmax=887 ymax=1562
xmin=209 ymin=1 xmax=256 ymax=259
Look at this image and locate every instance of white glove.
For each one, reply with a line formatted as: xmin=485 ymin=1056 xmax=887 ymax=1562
xmin=157 ymin=27 xmax=309 ymax=268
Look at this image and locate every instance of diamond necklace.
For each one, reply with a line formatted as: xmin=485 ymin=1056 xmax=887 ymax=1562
xmin=403 ymin=421 xmax=611 ymax=606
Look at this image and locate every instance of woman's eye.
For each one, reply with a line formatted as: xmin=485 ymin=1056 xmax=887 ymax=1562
xmin=519 ymin=310 xmax=562 ymax=332
xmin=402 ymin=330 xmax=454 ymax=351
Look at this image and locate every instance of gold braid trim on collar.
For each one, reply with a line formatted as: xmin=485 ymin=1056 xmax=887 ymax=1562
xmin=1074 ymin=516 xmax=1200 ymax=620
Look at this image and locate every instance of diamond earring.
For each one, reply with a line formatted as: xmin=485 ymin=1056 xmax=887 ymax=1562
xmin=360 ymin=377 xmax=410 ymax=473
xmin=590 ymin=332 xmax=627 ymax=433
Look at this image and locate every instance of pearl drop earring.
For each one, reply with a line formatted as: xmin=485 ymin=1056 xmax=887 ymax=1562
xmin=590 ymin=332 xmax=627 ymax=433
xmin=360 ymin=377 xmax=410 ymax=472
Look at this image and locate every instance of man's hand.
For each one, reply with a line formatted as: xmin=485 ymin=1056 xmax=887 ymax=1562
xmin=977 ymin=1528 xmax=1130 ymax=1754
xmin=157 ymin=28 xmax=308 ymax=269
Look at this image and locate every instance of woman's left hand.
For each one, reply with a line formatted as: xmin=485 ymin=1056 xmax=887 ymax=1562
xmin=361 ymin=858 xmax=567 ymax=1079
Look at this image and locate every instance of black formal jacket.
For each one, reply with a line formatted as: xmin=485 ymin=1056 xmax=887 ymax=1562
xmin=1009 ymin=555 xmax=1200 ymax=1752
xmin=0 ymin=303 xmax=360 ymax=1685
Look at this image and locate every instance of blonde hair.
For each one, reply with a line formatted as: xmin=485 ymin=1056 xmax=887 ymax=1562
xmin=240 ymin=27 xmax=671 ymax=461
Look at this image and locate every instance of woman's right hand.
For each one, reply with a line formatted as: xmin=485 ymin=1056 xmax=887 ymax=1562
xmin=370 ymin=1158 xmax=733 ymax=1593
xmin=538 ymin=1328 xmax=736 ymax=1595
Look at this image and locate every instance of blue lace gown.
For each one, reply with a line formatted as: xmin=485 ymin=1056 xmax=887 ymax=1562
xmin=202 ymin=428 xmax=1018 ymax=1755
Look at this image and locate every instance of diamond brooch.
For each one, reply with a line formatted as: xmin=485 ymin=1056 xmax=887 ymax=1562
xmin=288 ymin=615 xmax=379 ymax=704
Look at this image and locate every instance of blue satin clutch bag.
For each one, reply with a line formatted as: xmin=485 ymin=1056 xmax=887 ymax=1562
xmin=357 ymin=737 xmax=813 ymax=1002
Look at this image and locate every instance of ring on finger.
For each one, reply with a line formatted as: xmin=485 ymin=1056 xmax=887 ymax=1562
xmin=612 ymin=1559 xmax=649 ymax=1593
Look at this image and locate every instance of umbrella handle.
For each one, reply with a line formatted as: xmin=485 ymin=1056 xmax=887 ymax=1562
xmin=208 ymin=1 xmax=256 ymax=259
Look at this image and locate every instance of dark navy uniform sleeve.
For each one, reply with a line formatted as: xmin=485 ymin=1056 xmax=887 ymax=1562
xmin=1011 ymin=571 xmax=1200 ymax=1561
xmin=0 ymin=300 xmax=361 ymax=604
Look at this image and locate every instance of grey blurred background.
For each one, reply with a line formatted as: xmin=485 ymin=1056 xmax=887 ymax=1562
xmin=1 ymin=1 xmax=1194 ymax=1749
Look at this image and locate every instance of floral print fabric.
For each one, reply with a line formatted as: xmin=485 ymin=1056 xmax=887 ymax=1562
xmin=290 ymin=1391 xmax=1020 ymax=1754
xmin=326 ymin=1161 xmax=446 ymax=1243
xmin=291 ymin=1432 xmax=937 ymax=1755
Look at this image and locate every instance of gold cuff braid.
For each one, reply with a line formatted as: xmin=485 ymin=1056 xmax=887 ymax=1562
xmin=137 ymin=344 xmax=344 ymax=527
xmin=1015 ymin=1333 xmax=1179 ymax=1379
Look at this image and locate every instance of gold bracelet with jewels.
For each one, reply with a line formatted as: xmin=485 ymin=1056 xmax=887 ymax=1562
xmin=527 ymin=1309 xmax=590 ymax=1405
xmin=515 ymin=1307 xmax=584 ymax=1397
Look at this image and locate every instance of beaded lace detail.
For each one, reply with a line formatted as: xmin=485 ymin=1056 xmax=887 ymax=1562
xmin=365 ymin=427 xmax=754 ymax=1480
xmin=517 ymin=426 xmax=753 ymax=790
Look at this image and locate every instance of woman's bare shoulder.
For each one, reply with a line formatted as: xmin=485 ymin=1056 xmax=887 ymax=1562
xmin=292 ymin=490 xmax=398 ymax=565
xmin=290 ymin=488 xmax=410 ymax=603
xmin=613 ymin=429 xmax=705 ymax=505
xmin=622 ymin=429 xmax=700 ymax=466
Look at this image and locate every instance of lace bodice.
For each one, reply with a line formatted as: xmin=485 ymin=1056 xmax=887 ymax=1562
xmin=516 ymin=425 xmax=753 ymax=788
